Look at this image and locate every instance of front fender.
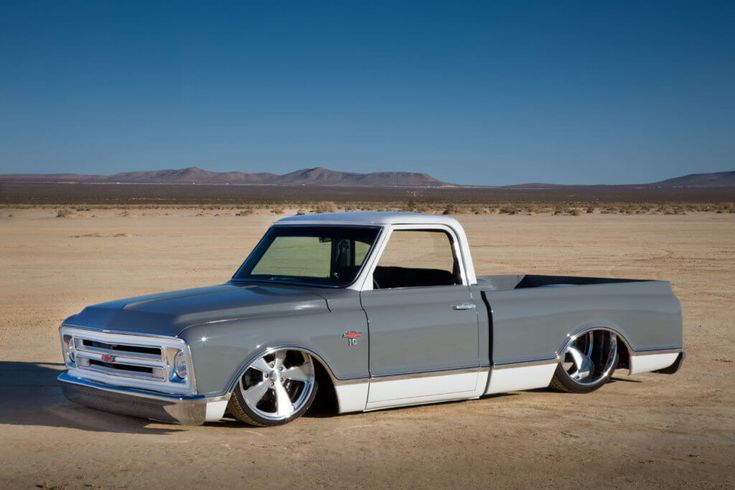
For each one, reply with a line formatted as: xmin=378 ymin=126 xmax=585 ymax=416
xmin=180 ymin=304 xmax=369 ymax=397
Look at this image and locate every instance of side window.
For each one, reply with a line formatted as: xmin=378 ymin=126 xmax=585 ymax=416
xmin=373 ymin=229 xmax=462 ymax=289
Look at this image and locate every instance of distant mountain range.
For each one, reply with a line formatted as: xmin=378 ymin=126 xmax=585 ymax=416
xmin=0 ymin=166 xmax=449 ymax=187
xmin=0 ymin=167 xmax=733 ymax=188
xmin=651 ymin=170 xmax=735 ymax=188
xmin=490 ymin=170 xmax=735 ymax=189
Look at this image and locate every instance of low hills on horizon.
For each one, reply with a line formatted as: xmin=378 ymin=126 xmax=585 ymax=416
xmin=1 ymin=166 xmax=734 ymax=188
xmin=0 ymin=166 xmax=447 ymax=187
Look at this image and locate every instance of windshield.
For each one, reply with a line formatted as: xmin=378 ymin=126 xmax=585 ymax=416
xmin=232 ymin=225 xmax=381 ymax=287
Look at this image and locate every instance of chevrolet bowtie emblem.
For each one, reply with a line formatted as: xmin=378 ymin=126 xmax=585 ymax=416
xmin=342 ymin=331 xmax=362 ymax=346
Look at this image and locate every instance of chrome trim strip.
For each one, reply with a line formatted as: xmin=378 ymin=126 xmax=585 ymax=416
xmin=76 ymin=342 xmax=162 ymax=362
xmin=61 ymin=322 xmax=185 ymax=339
xmin=74 ymin=362 xmax=165 ymax=382
xmin=75 ymin=351 xmax=166 ymax=369
xmin=334 ymin=377 xmax=370 ymax=385
xmin=493 ymin=358 xmax=559 ymax=369
xmin=369 ymin=366 xmax=488 ymax=382
xmin=632 ymin=347 xmax=683 ymax=356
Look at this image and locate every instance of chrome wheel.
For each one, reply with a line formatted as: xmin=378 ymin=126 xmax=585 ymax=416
xmin=551 ymin=330 xmax=619 ymax=393
xmin=237 ymin=349 xmax=316 ymax=423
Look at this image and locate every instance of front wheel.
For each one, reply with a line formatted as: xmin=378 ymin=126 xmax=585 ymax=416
xmin=228 ymin=349 xmax=318 ymax=426
xmin=550 ymin=330 xmax=619 ymax=393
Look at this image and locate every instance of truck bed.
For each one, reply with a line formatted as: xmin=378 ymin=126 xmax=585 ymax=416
xmin=477 ymin=274 xmax=652 ymax=291
xmin=475 ymin=274 xmax=682 ymax=367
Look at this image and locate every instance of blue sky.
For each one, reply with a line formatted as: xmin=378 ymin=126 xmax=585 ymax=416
xmin=0 ymin=0 xmax=732 ymax=185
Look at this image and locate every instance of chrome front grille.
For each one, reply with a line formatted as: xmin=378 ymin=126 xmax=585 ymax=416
xmin=80 ymin=338 xmax=162 ymax=358
xmin=74 ymin=337 xmax=166 ymax=381
xmin=60 ymin=326 xmax=195 ymax=395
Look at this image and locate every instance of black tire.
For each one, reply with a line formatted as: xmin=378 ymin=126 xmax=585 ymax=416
xmin=228 ymin=378 xmax=318 ymax=427
xmin=550 ymin=330 xmax=619 ymax=394
xmin=227 ymin=349 xmax=318 ymax=427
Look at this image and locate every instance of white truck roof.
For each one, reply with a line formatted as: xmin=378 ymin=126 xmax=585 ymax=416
xmin=276 ymin=212 xmax=477 ymax=285
xmin=277 ymin=211 xmax=461 ymax=227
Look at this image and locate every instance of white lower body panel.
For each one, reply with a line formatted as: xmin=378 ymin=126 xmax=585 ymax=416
xmin=485 ymin=362 xmax=557 ymax=395
xmin=366 ymin=371 xmax=483 ymax=411
xmin=334 ymin=382 xmax=370 ymax=414
xmin=331 ymin=350 xmax=681 ymax=415
xmin=205 ymin=399 xmax=229 ymax=422
xmin=629 ymin=352 xmax=679 ymax=375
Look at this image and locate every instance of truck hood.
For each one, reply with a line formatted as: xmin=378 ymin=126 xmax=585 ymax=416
xmin=63 ymin=283 xmax=328 ymax=337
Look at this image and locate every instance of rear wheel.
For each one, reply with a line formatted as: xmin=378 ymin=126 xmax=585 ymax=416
xmin=550 ymin=330 xmax=619 ymax=393
xmin=228 ymin=349 xmax=318 ymax=426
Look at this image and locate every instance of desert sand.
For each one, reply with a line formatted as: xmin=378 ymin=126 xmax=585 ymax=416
xmin=1 ymin=208 xmax=733 ymax=488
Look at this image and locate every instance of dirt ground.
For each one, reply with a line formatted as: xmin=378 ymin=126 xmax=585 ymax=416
xmin=1 ymin=208 xmax=733 ymax=489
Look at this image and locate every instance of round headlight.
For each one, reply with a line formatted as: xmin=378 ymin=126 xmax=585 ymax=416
xmin=63 ymin=334 xmax=76 ymax=366
xmin=174 ymin=350 xmax=188 ymax=379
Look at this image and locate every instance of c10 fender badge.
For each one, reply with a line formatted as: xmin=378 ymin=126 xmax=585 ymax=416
xmin=342 ymin=331 xmax=362 ymax=347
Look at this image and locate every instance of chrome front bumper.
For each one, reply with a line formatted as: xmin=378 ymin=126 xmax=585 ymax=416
xmin=58 ymin=372 xmax=229 ymax=425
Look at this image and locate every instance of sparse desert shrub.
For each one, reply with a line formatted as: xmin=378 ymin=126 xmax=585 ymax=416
xmin=296 ymin=209 xmax=307 ymax=215
xmin=442 ymin=203 xmax=458 ymax=215
xmin=523 ymin=205 xmax=542 ymax=215
xmin=552 ymin=206 xmax=581 ymax=216
xmin=586 ymin=206 xmax=596 ymax=214
xmin=313 ymin=201 xmax=338 ymax=214
xmin=236 ymin=208 xmax=254 ymax=216
xmin=270 ymin=207 xmax=284 ymax=215
xmin=499 ymin=205 xmax=517 ymax=215
xmin=662 ymin=206 xmax=686 ymax=215
xmin=56 ymin=208 xmax=75 ymax=218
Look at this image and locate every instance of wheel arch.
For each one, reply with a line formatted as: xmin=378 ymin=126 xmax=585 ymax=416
xmin=224 ymin=344 xmax=340 ymax=406
xmin=558 ymin=323 xmax=634 ymax=373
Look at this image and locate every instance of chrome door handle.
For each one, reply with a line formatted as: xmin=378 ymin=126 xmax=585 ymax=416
xmin=453 ymin=303 xmax=476 ymax=311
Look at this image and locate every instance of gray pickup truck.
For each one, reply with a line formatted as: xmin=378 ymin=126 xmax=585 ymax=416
xmin=59 ymin=212 xmax=684 ymax=426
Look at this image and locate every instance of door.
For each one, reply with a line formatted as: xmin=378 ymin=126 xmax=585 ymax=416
xmin=360 ymin=228 xmax=480 ymax=407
